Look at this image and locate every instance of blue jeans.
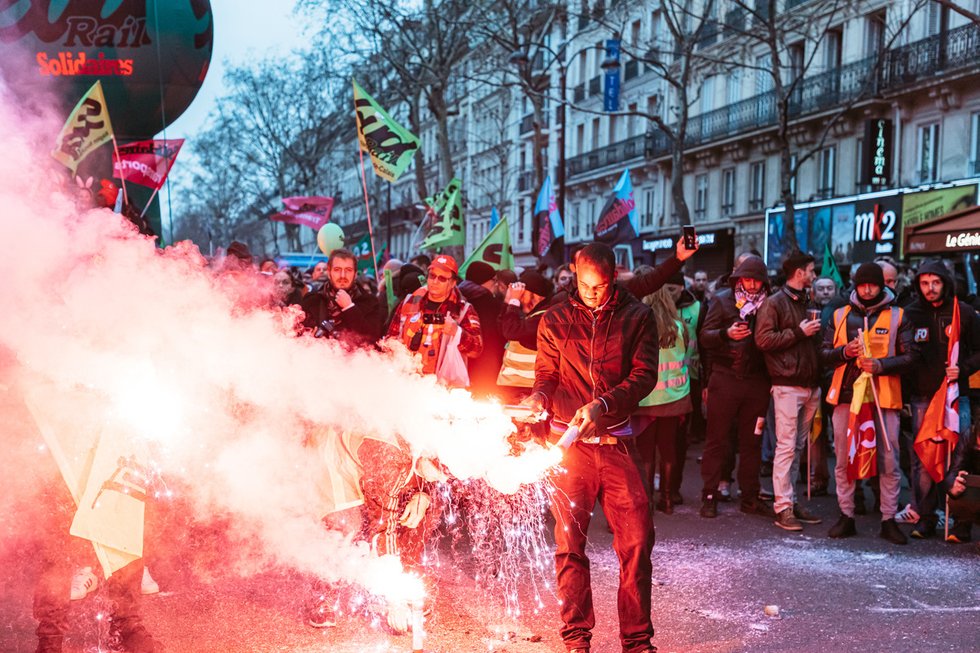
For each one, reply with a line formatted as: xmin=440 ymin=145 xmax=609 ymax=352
xmin=910 ymin=394 xmax=972 ymax=518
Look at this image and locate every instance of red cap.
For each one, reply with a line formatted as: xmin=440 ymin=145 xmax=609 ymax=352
xmin=430 ymin=254 xmax=459 ymax=278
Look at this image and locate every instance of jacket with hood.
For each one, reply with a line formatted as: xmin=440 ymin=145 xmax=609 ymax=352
xmin=819 ymin=287 xmax=915 ymax=405
xmin=754 ymin=283 xmax=821 ymax=387
xmin=699 ymin=256 xmax=770 ymax=380
xmin=903 ymin=259 xmax=980 ymax=398
xmin=533 ymin=285 xmax=659 ymax=437
xmin=301 ymin=281 xmax=382 ymax=347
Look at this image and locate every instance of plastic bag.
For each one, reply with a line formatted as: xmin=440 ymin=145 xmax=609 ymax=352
xmin=435 ymin=305 xmax=470 ymax=388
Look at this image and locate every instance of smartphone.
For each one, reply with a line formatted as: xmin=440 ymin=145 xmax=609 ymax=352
xmin=683 ymin=225 xmax=697 ymax=250
xmin=734 ymin=320 xmax=749 ymax=329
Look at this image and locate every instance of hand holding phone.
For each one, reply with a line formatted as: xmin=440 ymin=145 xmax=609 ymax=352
xmin=683 ymin=225 xmax=697 ymax=250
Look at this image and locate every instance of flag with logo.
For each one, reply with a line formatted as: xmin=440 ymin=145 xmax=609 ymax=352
xmin=845 ymin=369 xmax=878 ymax=481
xmin=533 ymin=175 xmax=564 ymax=265
xmin=352 ymin=78 xmax=421 ymax=182
xmin=594 ymin=169 xmax=638 ymax=246
xmin=112 ymin=139 xmax=184 ymax=190
xmin=350 ymin=233 xmax=386 ymax=273
xmin=914 ymin=300 xmax=961 ymax=483
xmin=460 ymin=216 xmax=514 ymax=277
xmin=420 ymin=177 xmax=465 ymax=249
xmin=52 ymin=80 xmax=115 ymax=173
xmin=822 ymin=242 xmax=844 ymax=290
xmin=270 ymin=196 xmax=334 ymax=231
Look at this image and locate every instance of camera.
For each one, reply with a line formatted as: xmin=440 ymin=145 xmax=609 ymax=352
xmin=422 ymin=313 xmax=445 ymax=325
xmin=314 ymin=319 xmax=337 ymax=338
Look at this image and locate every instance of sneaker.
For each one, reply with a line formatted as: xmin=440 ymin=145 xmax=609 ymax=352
xmin=910 ymin=519 xmax=937 ymax=539
xmin=946 ymin=521 xmax=972 ymax=544
xmin=141 ymin=567 xmax=160 ymax=595
xmin=740 ymin=500 xmax=776 ymax=518
xmin=879 ymin=518 xmax=908 ymax=545
xmin=699 ymin=495 xmax=718 ymax=518
xmin=894 ymin=504 xmax=920 ymax=524
xmin=70 ymin=567 xmax=98 ymax=601
xmin=774 ymin=508 xmax=803 ymax=531
xmin=828 ymin=514 xmax=857 ymax=538
xmin=793 ymin=504 xmax=822 ymax=524
xmin=936 ymin=510 xmax=953 ymax=529
xmin=718 ymin=481 xmax=732 ymax=502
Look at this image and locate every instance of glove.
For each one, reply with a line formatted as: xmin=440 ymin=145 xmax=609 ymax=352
xmin=416 ymin=457 xmax=448 ymax=483
xmin=385 ymin=600 xmax=410 ymax=634
xmin=398 ymin=492 xmax=431 ymax=529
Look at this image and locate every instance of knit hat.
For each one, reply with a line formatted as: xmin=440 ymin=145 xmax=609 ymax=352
xmin=852 ymin=262 xmax=885 ymax=288
xmin=666 ymin=270 xmax=686 ymax=286
xmin=465 ymin=261 xmax=496 ymax=284
xmin=520 ymin=270 xmax=553 ymax=299
xmin=226 ymin=240 xmax=253 ymax=263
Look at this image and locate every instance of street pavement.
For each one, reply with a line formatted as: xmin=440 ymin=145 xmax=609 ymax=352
xmin=2 ymin=442 xmax=977 ymax=653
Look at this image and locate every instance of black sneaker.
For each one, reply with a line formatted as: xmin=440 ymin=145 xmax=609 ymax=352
xmin=946 ymin=521 xmax=972 ymax=544
xmin=911 ymin=519 xmax=937 ymax=539
xmin=700 ymin=495 xmax=718 ymax=518
xmin=879 ymin=518 xmax=908 ymax=545
xmin=793 ymin=504 xmax=822 ymax=524
xmin=740 ymin=500 xmax=776 ymax=518
xmin=828 ymin=514 xmax=857 ymax=538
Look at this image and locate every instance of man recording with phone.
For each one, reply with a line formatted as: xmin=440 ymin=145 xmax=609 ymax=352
xmin=301 ymin=248 xmax=382 ymax=347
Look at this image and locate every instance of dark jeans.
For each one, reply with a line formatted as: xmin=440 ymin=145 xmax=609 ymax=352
xmin=550 ymin=440 xmax=655 ymax=653
xmin=633 ymin=415 xmax=681 ymax=502
xmin=701 ymin=370 xmax=770 ymax=503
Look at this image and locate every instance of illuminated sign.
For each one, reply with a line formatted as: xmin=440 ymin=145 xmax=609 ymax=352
xmin=946 ymin=232 xmax=980 ymax=248
xmin=642 ymin=230 xmax=717 ymax=252
xmin=861 ymin=118 xmax=892 ymax=187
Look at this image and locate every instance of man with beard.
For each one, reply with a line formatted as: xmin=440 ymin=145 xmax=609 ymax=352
xmin=301 ymin=248 xmax=383 ymax=347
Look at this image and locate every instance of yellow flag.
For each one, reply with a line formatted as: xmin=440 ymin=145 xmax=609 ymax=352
xmin=52 ymin=80 xmax=114 ymax=173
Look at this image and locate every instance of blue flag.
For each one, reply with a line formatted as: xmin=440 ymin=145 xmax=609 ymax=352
xmin=534 ymin=175 xmax=564 ymax=264
xmin=594 ymin=169 xmax=638 ymax=246
xmin=489 ymin=206 xmax=500 ymax=228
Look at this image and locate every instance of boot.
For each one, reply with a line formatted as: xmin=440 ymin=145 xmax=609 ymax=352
xmin=828 ymin=513 xmax=857 ymax=538
xmin=911 ymin=516 xmax=937 ymax=539
xmin=700 ymin=493 xmax=718 ymax=518
xmin=879 ymin=518 xmax=908 ymax=545
xmin=655 ymin=463 xmax=675 ymax=515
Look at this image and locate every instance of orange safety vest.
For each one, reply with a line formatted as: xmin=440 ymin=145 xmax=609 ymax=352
xmin=496 ymin=308 xmax=547 ymax=388
xmin=826 ymin=305 xmax=903 ymax=409
xmin=394 ymin=288 xmax=470 ymax=376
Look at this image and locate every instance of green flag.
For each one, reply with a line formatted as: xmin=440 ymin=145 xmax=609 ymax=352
xmin=460 ymin=216 xmax=514 ymax=277
xmin=384 ymin=268 xmax=397 ymax=316
xmin=420 ymin=177 xmax=465 ymax=249
xmin=350 ymin=233 xmax=386 ymax=273
xmin=822 ymin=242 xmax=844 ymax=289
xmin=352 ymin=78 xmax=420 ymax=182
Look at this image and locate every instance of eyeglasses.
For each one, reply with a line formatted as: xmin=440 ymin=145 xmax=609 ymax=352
xmin=427 ymin=272 xmax=453 ymax=283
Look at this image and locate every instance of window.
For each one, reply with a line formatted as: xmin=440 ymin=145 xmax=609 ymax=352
xmin=755 ymin=54 xmax=773 ymax=94
xmin=587 ymin=199 xmax=597 ymax=233
xmin=726 ymin=70 xmax=742 ymax=105
xmin=576 ymin=123 xmax=585 ymax=155
xmin=866 ymin=11 xmax=886 ymax=57
xmin=855 ymin=138 xmax=864 ymax=191
xmin=750 ymin=161 xmax=766 ymax=211
xmin=824 ymin=28 xmax=842 ymax=71
xmin=518 ymin=199 xmax=526 ymax=242
xmin=694 ymin=174 xmax=708 ymax=220
xmin=788 ymin=153 xmax=798 ymax=198
xmin=631 ymin=19 xmax=642 ymax=47
xmin=591 ymin=118 xmax=600 ymax=150
xmin=970 ymin=113 xmax=980 ymax=175
xmin=788 ymin=42 xmax=804 ymax=84
xmin=700 ymin=75 xmax=715 ymax=115
xmin=642 ymin=187 xmax=656 ymax=228
xmin=817 ymin=146 xmax=835 ymax=198
xmin=608 ymin=114 xmax=618 ymax=145
xmin=571 ymin=202 xmax=581 ymax=238
xmin=925 ymin=1 xmax=941 ymax=37
xmin=722 ymin=167 xmax=736 ymax=216
xmin=627 ymin=103 xmax=639 ymax=137
xmin=917 ymin=123 xmax=940 ymax=182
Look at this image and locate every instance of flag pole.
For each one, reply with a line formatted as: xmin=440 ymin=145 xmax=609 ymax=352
xmin=110 ymin=135 xmax=129 ymax=207
xmin=139 ymin=187 xmax=161 ymax=219
xmin=356 ymin=148 xmax=380 ymax=280
xmin=860 ymin=322 xmax=892 ymax=453
xmin=944 ymin=441 xmax=951 ymax=541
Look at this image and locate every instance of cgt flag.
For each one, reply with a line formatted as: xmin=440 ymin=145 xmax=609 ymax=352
xmin=914 ymin=300 xmax=961 ymax=483
xmin=533 ymin=175 xmax=564 ymax=265
xmin=845 ymin=370 xmax=878 ymax=481
xmin=822 ymin=242 xmax=844 ymax=290
xmin=353 ymin=78 xmax=421 ymax=182
xmin=52 ymin=80 xmax=114 ymax=173
xmin=460 ymin=216 xmax=514 ymax=277
xmin=112 ymin=139 xmax=184 ymax=190
xmin=420 ymin=177 xmax=465 ymax=249
xmin=270 ymin=196 xmax=334 ymax=231
xmin=594 ymin=169 xmax=638 ymax=246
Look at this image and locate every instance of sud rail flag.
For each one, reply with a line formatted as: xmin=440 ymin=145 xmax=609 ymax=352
xmin=52 ymin=80 xmax=114 ymax=173
xmin=353 ymin=78 xmax=421 ymax=182
xmin=420 ymin=177 xmax=465 ymax=249
xmin=914 ymin=300 xmax=961 ymax=483
xmin=460 ymin=216 xmax=513 ymax=277
xmin=594 ymin=169 xmax=638 ymax=245
xmin=270 ymin=196 xmax=335 ymax=231
xmin=533 ymin=175 xmax=564 ymax=265
xmin=112 ymin=139 xmax=184 ymax=190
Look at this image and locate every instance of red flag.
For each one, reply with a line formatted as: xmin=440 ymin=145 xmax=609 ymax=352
xmin=913 ymin=300 xmax=961 ymax=483
xmin=845 ymin=373 xmax=878 ymax=481
xmin=112 ymin=139 xmax=184 ymax=190
xmin=270 ymin=196 xmax=334 ymax=231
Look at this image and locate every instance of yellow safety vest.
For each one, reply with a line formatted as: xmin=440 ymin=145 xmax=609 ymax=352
xmin=639 ymin=319 xmax=690 ymax=407
xmin=496 ymin=309 xmax=547 ymax=388
xmin=826 ymin=305 xmax=903 ymax=409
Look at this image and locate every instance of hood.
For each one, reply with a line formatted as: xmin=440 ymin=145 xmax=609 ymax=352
xmin=729 ymin=256 xmax=769 ymax=288
xmin=675 ymin=287 xmax=699 ymax=310
xmin=914 ymin=259 xmax=954 ymax=304
xmin=848 ymin=286 xmax=895 ymax=314
xmin=458 ymin=279 xmax=493 ymax=302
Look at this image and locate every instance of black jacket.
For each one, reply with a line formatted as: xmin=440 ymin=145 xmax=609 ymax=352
xmin=534 ymin=286 xmax=659 ymax=435
xmin=301 ymin=283 xmax=382 ymax=347
xmin=755 ymin=285 xmax=821 ymax=387
xmin=458 ymin=280 xmax=505 ymax=396
xmin=903 ymin=259 xmax=980 ymax=398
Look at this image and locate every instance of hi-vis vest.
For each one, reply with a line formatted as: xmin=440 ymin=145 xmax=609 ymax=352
xmin=639 ymin=319 xmax=690 ymax=407
xmin=679 ymin=300 xmax=701 ymax=380
xmin=496 ymin=308 xmax=547 ymax=387
xmin=826 ymin=305 xmax=903 ymax=409
xmin=394 ymin=287 xmax=469 ymax=377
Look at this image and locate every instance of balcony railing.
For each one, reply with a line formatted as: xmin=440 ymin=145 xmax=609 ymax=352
xmin=567 ymin=134 xmax=646 ymax=176
xmin=573 ymin=83 xmax=586 ymax=103
xmin=624 ymin=59 xmax=639 ymax=81
xmin=588 ymin=75 xmax=602 ymax=96
xmin=519 ymin=113 xmax=535 ymax=135
xmin=517 ymin=170 xmax=535 ymax=192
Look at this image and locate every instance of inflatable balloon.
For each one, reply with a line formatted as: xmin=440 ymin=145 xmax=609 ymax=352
xmin=317 ymin=223 xmax=345 ymax=255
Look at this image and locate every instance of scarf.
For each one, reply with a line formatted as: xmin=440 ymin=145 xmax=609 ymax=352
xmin=734 ymin=283 xmax=766 ymax=319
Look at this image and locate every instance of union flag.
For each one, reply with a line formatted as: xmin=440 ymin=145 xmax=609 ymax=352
xmin=913 ymin=300 xmax=960 ymax=483
xmin=846 ymin=371 xmax=878 ymax=481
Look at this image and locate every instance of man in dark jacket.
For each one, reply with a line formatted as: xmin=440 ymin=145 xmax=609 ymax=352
xmin=903 ymin=259 xmax=980 ymax=538
xmin=698 ymin=255 xmax=773 ymax=519
xmin=458 ymin=261 xmax=505 ymax=398
xmin=755 ymin=252 xmax=823 ymax=531
xmin=821 ymin=262 xmax=916 ymax=544
xmin=523 ymin=243 xmax=659 ymax=653
xmin=301 ymin=248 xmax=382 ymax=347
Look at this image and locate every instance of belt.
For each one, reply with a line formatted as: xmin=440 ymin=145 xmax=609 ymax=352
xmin=578 ymin=435 xmax=619 ymax=445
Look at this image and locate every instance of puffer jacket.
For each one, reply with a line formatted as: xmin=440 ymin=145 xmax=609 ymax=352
xmin=699 ymin=256 xmax=770 ymax=380
xmin=533 ymin=285 xmax=659 ymax=436
xmin=755 ymin=284 xmax=821 ymax=387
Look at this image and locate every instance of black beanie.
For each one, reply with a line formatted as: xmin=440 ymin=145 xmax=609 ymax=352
xmin=852 ymin=262 xmax=885 ymax=288
xmin=465 ymin=261 xmax=496 ymax=285
xmin=666 ymin=270 xmax=685 ymax=286
xmin=520 ymin=270 xmax=553 ymax=299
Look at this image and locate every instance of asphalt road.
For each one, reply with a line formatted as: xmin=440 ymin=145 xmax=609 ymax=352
xmin=2 ymin=445 xmax=978 ymax=653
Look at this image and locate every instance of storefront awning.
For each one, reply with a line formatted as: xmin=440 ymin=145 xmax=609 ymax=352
xmin=904 ymin=205 xmax=980 ymax=255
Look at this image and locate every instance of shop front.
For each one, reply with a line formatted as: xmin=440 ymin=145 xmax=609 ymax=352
xmin=632 ymin=227 xmax=735 ymax=279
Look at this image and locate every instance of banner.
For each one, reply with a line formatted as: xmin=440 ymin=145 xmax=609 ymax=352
xmin=913 ymin=300 xmax=961 ymax=483
xmin=52 ymin=80 xmax=114 ymax=173
xmin=270 ymin=196 xmax=334 ymax=231
xmin=460 ymin=216 xmax=513 ymax=277
xmin=112 ymin=139 xmax=184 ymax=190
xmin=533 ymin=175 xmax=564 ymax=265
xmin=420 ymin=177 xmax=465 ymax=249
xmin=821 ymin=242 xmax=844 ymax=289
xmin=594 ymin=169 xmax=638 ymax=246
xmin=352 ymin=78 xmax=421 ymax=182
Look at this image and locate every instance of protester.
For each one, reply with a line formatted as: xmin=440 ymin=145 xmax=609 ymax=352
xmin=496 ymin=270 xmax=554 ymax=403
xmin=271 ymin=269 xmax=304 ymax=308
xmin=554 ymin=263 xmax=574 ymax=292
xmin=458 ymin=261 xmax=505 ymax=398
xmin=409 ymin=254 xmax=431 ymax=274
xmin=822 ymin=262 xmax=916 ymax=544
xmin=691 ymin=270 xmax=709 ymax=302
xmin=754 ymin=253 xmax=823 ymax=531
xmin=301 ymin=249 xmax=382 ymax=347
xmin=258 ymin=257 xmax=279 ymax=274
xmin=699 ymin=255 xmax=773 ymax=519
xmin=523 ymin=243 xmax=660 ymax=653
